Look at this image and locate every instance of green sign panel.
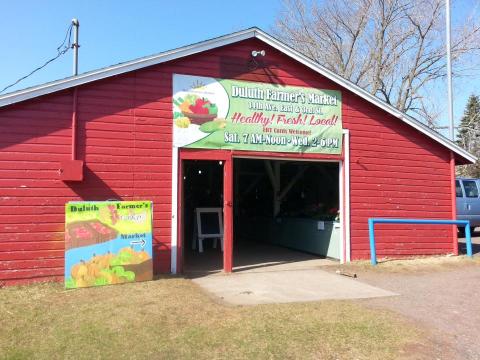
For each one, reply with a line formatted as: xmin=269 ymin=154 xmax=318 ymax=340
xmin=173 ymin=74 xmax=342 ymax=154
xmin=64 ymin=201 xmax=153 ymax=289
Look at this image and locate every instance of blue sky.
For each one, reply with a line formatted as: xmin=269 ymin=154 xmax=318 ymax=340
xmin=0 ymin=0 xmax=478 ymax=135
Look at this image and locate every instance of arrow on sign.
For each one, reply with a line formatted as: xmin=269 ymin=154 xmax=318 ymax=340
xmin=130 ymin=239 xmax=146 ymax=249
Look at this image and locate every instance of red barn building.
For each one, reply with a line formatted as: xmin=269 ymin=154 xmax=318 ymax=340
xmin=0 ymin=28 xmax=475 ymax=285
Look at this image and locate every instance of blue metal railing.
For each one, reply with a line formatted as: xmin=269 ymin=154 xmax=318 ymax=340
xmin=368 ymin=218 xmax=473 ymax=265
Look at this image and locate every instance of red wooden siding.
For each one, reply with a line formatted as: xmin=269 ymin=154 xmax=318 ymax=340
xmin=344 ymin=95 xmax=453 ymax=259
xmin=0 ymin=38 xmax=455 ymax=284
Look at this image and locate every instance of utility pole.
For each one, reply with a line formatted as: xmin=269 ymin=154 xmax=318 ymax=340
xmin=72 ymin=19 xmax=80 ymax=76
xmin=446 ymin=1 xmax=454 ymax=140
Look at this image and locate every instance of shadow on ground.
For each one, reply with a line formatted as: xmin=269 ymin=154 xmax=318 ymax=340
xmin=458 ymin=228 xmax=480 ymax=256
xmin=184 ymin=241 xmax=336 ymax=278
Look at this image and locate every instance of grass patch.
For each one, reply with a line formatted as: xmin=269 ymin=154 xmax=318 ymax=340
xmin=1 ymin=277 xmax=423 ymax=359
xmin=328 ymin=255 xmax=480 ymax=275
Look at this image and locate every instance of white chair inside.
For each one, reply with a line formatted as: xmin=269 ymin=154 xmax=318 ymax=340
xmin=192 ymin=207 xmax=224 ymax=253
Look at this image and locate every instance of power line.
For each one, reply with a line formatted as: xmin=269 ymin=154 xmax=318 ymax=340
xmin=0 ymin=22 xmax=74 ymax=95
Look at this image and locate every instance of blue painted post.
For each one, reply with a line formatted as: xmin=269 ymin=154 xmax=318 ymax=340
xmin=368 ymin=218 xmax=377 ymax=265
xmin=465 ymin=224 xmax=473 ymax=258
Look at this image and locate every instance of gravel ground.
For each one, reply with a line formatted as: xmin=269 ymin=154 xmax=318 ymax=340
xmin=333 ymin=236 xmax=480 ymax=360
xmin=358 ymin=264 xmax=480 ymax=360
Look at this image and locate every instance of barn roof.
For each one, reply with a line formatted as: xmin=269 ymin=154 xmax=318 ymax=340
xmin=0 ymin=27 xmax=475 ymax=163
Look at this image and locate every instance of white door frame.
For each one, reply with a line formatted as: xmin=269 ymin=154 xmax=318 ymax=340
xmin=170 ymin=131 xmax=351 ymax=272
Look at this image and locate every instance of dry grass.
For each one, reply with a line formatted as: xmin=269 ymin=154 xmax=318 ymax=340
xmin=0 ymin=277 xmax=424 ymax=360
xmin=329 ymin=255 xmax=480 ymax=275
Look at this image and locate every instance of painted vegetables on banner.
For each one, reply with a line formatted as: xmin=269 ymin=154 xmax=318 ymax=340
xmin=64 ymin=201 xmax=153 ymax=289
xmin=172 ymin=74 xmax=342 ymax=154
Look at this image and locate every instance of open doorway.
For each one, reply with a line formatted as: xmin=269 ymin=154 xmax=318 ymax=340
xmin=233 ymin=158 xmax=340 ymax=271
xmin=182 ymin=160 xmax=225 ymax=273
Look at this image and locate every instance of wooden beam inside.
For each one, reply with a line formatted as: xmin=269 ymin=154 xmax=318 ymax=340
xmin=278 ymin=165 xmax=308 ymax=200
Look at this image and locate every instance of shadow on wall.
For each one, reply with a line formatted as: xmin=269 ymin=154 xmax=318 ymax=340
xmin=220 ymin=55 xmax=287 ymax=86
xmin=67 ymin=167 xmax=122 ymax=201
xmin=153 ymin=242 xmax=171 ymax=274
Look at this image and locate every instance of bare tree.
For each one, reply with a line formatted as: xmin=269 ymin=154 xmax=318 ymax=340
xmin=274 ymin=0 xmax=480 ymax=126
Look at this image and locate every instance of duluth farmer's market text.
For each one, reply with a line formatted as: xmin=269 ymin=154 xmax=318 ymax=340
xmin=226 ymin=84 xmax=340 ymax=149
xmin=68 ymin=203 xmax=149 ymax=241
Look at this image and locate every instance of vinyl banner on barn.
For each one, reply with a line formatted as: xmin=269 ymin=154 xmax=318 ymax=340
xmin=172 ymin=74 xmax=342 ymax=154
xmin=64 ymin=201 xmax=153 ymax=289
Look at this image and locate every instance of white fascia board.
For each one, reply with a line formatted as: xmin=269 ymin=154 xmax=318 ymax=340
xmin=0 ymin=28 xmax=257 ymax=108
xmin=253 ymin=30 xmax=476 ymax=164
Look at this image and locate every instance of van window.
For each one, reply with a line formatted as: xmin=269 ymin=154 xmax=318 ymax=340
xmin=456 ymin=180 xmax=463 ymax=197
xmin=462 ymin=180 xmax=479 ymax=198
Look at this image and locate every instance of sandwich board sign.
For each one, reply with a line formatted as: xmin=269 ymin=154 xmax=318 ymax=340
xmin=64 ymin=201 xmax=153 ymax=289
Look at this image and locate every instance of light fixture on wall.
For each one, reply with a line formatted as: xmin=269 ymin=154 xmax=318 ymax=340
xmin=251 ymin=50 xmax=266 ymax=57
xmin=249 ymin=50 xmax=266 ymax=70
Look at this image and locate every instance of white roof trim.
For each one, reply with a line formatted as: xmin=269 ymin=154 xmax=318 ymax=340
xmin=0 ymin=27 xmax=475 ymax=163
xmin=0 ymin=28 xmax=256 ymax=107
xmin=254 ymin=31 xmax=476 ymax=164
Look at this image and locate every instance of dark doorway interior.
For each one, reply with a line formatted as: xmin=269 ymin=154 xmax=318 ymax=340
xmin=182 ymin=158 xmax=340 ymax=275
xmin=182 ymin=160 xmax=224 ymax=272
xmin=233 ymin=158 xmax=340 ymax=271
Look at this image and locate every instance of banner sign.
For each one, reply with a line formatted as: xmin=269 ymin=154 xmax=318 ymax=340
xmin=64 ymin=201 xmax=153 ymax=289
xmin=173 ymin=74 xmax=342 ymax=154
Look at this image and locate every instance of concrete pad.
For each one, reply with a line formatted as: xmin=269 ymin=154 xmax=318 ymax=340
xmin=192 ymin=269 xmax=397 ymax=305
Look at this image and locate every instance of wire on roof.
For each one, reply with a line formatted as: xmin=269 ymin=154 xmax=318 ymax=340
xmin=0 ymin=22 xmax=74 ymax=95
